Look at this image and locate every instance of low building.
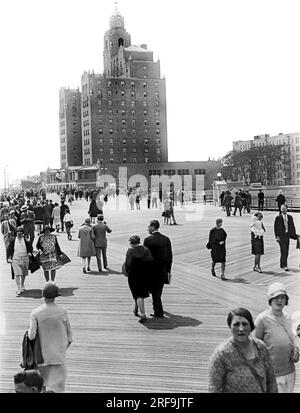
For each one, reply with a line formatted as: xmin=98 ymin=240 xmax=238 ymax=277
xmin=45 ymin=160 xmax=221 ymax=193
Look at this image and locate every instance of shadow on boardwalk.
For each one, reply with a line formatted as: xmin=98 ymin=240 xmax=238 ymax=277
xmin=20 ymin=287 xmax=78 ymax=299
xmin=142 ymin=311 xmax=202 ymax=330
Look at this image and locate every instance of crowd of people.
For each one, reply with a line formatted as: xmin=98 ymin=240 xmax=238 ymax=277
xmin=1 ymin=185 xmax=299 ymax=393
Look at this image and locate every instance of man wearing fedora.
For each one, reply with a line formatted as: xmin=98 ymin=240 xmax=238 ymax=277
xmin=28 ymin=281 xmax=73 ymax=393
xmin=92 ymin=214 xmax=112 ymax=272
xmin=20 ymin=205 xmax=35 ymax=246
xmin=274 ymin=204 xmax=298 ymax=271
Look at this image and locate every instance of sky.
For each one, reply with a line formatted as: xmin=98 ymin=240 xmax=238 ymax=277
xmin=1 ymin=0 xmax=300 ymax=188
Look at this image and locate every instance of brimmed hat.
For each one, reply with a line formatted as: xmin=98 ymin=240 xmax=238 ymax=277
xmin=21 ymin=205 xmax=28 ymax=211
xmin=267 ymin=282 xmax=289 ymax=301
xmin=42 ymin=281 xmax=59 ymax=298
xmin=16 ymin=226 xmax=24 ymax=233
xmin=40 ymin=225 xmax=55 ymax=234
xmin=85 ymin=217 xmax=91 ymax=224
xmin=9 ymin=210 xmax=15 ymax=214
xmin=97 ymin=214 xmax=104 ymax=219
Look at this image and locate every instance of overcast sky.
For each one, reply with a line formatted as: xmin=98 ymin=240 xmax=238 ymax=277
xmin=1 ymin=0 xmax=300 ymax=187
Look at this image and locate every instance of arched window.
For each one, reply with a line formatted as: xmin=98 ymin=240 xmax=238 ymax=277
xmin=118 ymin=38 xmax=124 ymax=47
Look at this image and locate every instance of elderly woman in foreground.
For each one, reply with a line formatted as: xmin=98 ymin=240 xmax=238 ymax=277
xmin=208 ymin=307 xmax=278 ymax=393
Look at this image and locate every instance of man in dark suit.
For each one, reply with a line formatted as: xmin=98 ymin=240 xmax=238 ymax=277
xmin=20 ymin=205 xmax=35 ymax=246
xmin=257 ymin=189 xmax=264 ymax=211
xmin=274 ymin=205 xmax=298 ymax=271
xmin=92 ymin=214 xmax=112 ymax=272
xmin=143 ymin=220 xmax=173 ymax=318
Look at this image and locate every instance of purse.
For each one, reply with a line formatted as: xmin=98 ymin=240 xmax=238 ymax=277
xmin=57 ymin=251 xmax=71 ymax=266
xmin=29 ymin=254 xmax=41 ymax=273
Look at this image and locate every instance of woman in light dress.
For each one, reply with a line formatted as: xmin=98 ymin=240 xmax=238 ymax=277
xmin=7 ymin=226 xmax=33 ymax=296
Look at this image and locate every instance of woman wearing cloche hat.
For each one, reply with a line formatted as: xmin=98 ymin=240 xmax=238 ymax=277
xmin=254 ymin=282 xmax=299 ymax=392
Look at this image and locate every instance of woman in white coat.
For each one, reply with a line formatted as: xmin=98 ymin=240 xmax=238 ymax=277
xmin=51 ymin=203 xmax=61 ymax=232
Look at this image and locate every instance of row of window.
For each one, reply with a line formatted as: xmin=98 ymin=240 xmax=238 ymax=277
xmin=99 ymin=119 xmax=160 ymax=126
xmin=104 ymin=80 xmax=159 ymax=89
xmin=83 ymin=120 xmax=89 ymax=127
xmin=99 ymin=128 xmax=160 ymax=135
xmin=98 ymin=100 xmax=160 ymax=108
xmin=98 ymin=148 xmax=161 ymax=155
xmin=99 ymin=138 xmax=161 ymax=145
xmin=105 ymin=90 xmax=159 ymax=98
xmin=149 ymin=169 xmax=205 ymax=176
xmin=85 ymin=157 xmax=159 ymax=165
xmin=98 ymin=109 xmax=160 ymax=117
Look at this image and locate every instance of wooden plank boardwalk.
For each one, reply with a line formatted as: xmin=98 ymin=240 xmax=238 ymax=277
xmin=0 ymin=196 xmax=299 ymax=392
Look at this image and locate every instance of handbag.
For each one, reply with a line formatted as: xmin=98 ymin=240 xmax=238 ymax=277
xmin=56 ymin=251 xmax=71 ymax=266
xmin=29 ymin=254 xmax=41 ymax=273
xmin=206 ymin=242 xmax=212 ymax=249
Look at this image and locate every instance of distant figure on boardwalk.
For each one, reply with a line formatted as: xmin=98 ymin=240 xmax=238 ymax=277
xmin=276 ymin=190 xmax=286 ymax=212
xmin=52 ymin=203 xmax=61 ymax=232
xmin=208 ymin=307 xmax=278 ymax=393
xmin=250 ymin=212 xmax=265 ymax=273
xmin=92 ymin=214 xmax=112 ymax=272
xmin=36 ymin=225 xmax=63 ymax=282
xmin=33 ymin=201 xmax=44 ymax=235
xmin=88 ymin=197 xmax=102 ymax=224
xmin=163 ymin=197 xmax=171 ymax=225
xmin=124 ymin=235 xmax=153 ymax=323
xmin=255 ymin=283 xmax=299 ymax=393
xmin=28 ymin=282 xmax=73 ymax=393
xmin=151 ymin=191 xmax=158 ymax=208
xmin=257 ymin=189 xmax=264 ymax=211
xmin=143 ymin=220 xmax=173 ymax=318
xmin=207 ymin=218 xmax=227 ymax=280
xmin=245 ymin=190 xmax=252 ymax=213
xmin=129 ymin=192 xmax=135 ymax=210
xmin=274 ymin=205 xmax=298 ymax=271
xmin=20 ymin=205 xmax=35 ymax=246
xmin=219 ymin=191 xmax=225 ymax=210
xmin=135 ymin=192 xmax=141 ymax=210
xmin=233 ymin=192 xmax=243 ymax=216
xmin=60 ymin=201 xmax=69 ymax=232
xmin=223 ymin=191 xmax=233 ymax=217
xmin=63 ymin=208 xmax=73 ymax=241
xmin=147 ymin=191 xmax=151 ymax=209
xmin=7 ymin=226 xmax=33 ymax=296
xmin=1 ymin=212 xmax=16 ymax=261
xmin=78 ymin=217 xmax=96 ymax=273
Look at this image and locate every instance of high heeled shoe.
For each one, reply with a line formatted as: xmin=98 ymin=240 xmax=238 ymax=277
xmin=257 ymin=268 xmax=262 ymax=273
xmin=211 ymin=269 xmax=217 ymax=277
xmin=253 ymin=266 xmax=258 ymax=272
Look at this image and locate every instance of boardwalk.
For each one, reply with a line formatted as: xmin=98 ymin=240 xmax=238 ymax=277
xmin=0 ymin=196 xmax=299 ymax=392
